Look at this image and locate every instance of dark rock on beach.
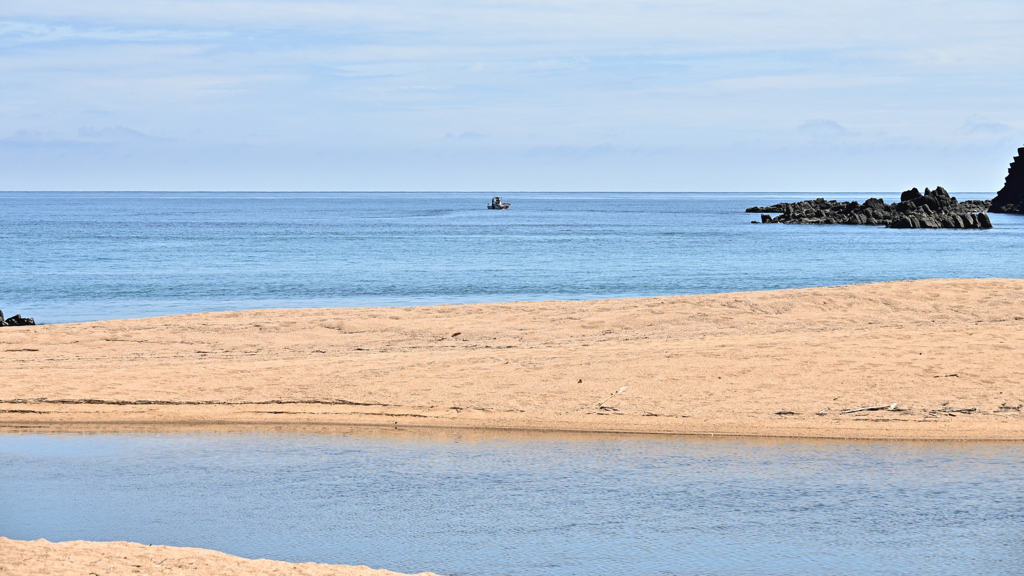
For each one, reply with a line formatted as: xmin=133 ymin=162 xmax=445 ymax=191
xmin=747 ymin=187 xmax=992 ymax=229
xmin=0 ymin=310 xmax=36 ymax=327
xmin=990 ymin=146 xmax=1024 ymax=214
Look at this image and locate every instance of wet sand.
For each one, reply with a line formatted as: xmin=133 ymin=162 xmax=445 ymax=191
xmin=2 ymin=278 xmax=1023 ymax=440
xmin=0 ymin=538 xmax=439 ymax=576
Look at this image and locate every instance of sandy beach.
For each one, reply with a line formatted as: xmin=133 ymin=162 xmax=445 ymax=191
xmin=2 ymin=278 xmax=1022 ymax=440
xmin=0 ymin=538 xmax=439 ymax=576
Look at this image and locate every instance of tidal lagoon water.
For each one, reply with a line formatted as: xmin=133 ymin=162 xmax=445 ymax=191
xmin=1 ymin=432 xmax=1022 ymax=575
xmin=2 ymin=191 xmax=1023 ymax=323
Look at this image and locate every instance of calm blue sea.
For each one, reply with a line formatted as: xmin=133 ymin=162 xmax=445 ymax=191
xmin=2 ymin=191 xmax=1021 ymax=323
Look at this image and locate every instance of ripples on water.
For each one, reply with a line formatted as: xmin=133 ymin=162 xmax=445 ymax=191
xmin=1 ymin=433 xmax=1022 ymax=575
xmin=2 ymin=192 xmax=1023 ymax=322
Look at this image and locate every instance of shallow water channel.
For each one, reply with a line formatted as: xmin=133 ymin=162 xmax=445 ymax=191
xmin=1 ymin=430 xmax=1022 ymax=575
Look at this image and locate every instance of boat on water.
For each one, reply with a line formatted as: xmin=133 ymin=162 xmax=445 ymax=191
xmin=488 ymin=196 xmax=510 ymax=210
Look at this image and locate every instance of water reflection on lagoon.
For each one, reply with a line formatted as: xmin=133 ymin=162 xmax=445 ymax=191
xmin=1 ymin=428 xmax=1022 ymax=576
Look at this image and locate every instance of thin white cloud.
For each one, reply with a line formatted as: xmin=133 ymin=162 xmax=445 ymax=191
xmin=78 ymin=125 xmax=151 ymax=142
xmin=3 ymin=1 xmax=1020 ymax=55
xmin=962 ymin=120 xmax=1012 ymax=135
xmin=5 ymin=129 xmax=63 ymax=142
xmin=798 ymin=119 xmax=854 ymax=140
xmin=0 ymin=20 xmax=230 ymax=45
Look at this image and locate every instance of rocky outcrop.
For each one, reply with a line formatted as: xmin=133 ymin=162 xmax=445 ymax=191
xmin=990 ymin=146 xmax=1024 ymax=214
xmin=0 ymin=310 xmax=36 ymax=327
xmin=747 ymin=187 xmax=992 ymax=229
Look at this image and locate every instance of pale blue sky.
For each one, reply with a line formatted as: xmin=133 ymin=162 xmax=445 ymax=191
xmin=2 ymin=0 xmax=1022 ymax=191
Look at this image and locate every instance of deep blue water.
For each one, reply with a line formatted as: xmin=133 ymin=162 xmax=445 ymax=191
xmin=2 ymin=192 xmax=1021 ymax=323
xmin=1 ymin=432 xmax=1022 ymax=576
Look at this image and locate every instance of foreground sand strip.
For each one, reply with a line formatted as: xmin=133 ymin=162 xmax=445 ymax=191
xmin=0 ymin=538 xmax=438 ymax=576
xmin=2 ymin=279 xmax=1023 ymax=440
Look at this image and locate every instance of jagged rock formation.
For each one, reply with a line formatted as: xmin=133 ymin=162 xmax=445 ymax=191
xmin=990 ymin=146 xmax=1024 ymax=214
xmin=747 ymin=187 xmax=992 ymax=229
xmin=0 ymin=310 xmax=36 ymax=327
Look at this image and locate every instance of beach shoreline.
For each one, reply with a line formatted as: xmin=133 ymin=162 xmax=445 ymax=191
xmin=3 ymin=279 xmax=1023 ymax=441
xmin=0 ymin=538 xmax=439 ymax=576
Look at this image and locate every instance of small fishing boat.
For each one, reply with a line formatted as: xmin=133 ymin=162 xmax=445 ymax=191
xmin=487 ymin=196 xmax=510 ymax=209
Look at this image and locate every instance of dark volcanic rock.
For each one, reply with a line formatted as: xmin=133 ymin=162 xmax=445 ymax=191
xmin=990 ymin=146 xmax=1024 ymax=214
xmin=1 ymin=312 xmax=36 ymax=327
xmin=747 ymin=189 xmax=992 ymax=229
xmin=901 ymin=188 xmax=922 ymax=202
